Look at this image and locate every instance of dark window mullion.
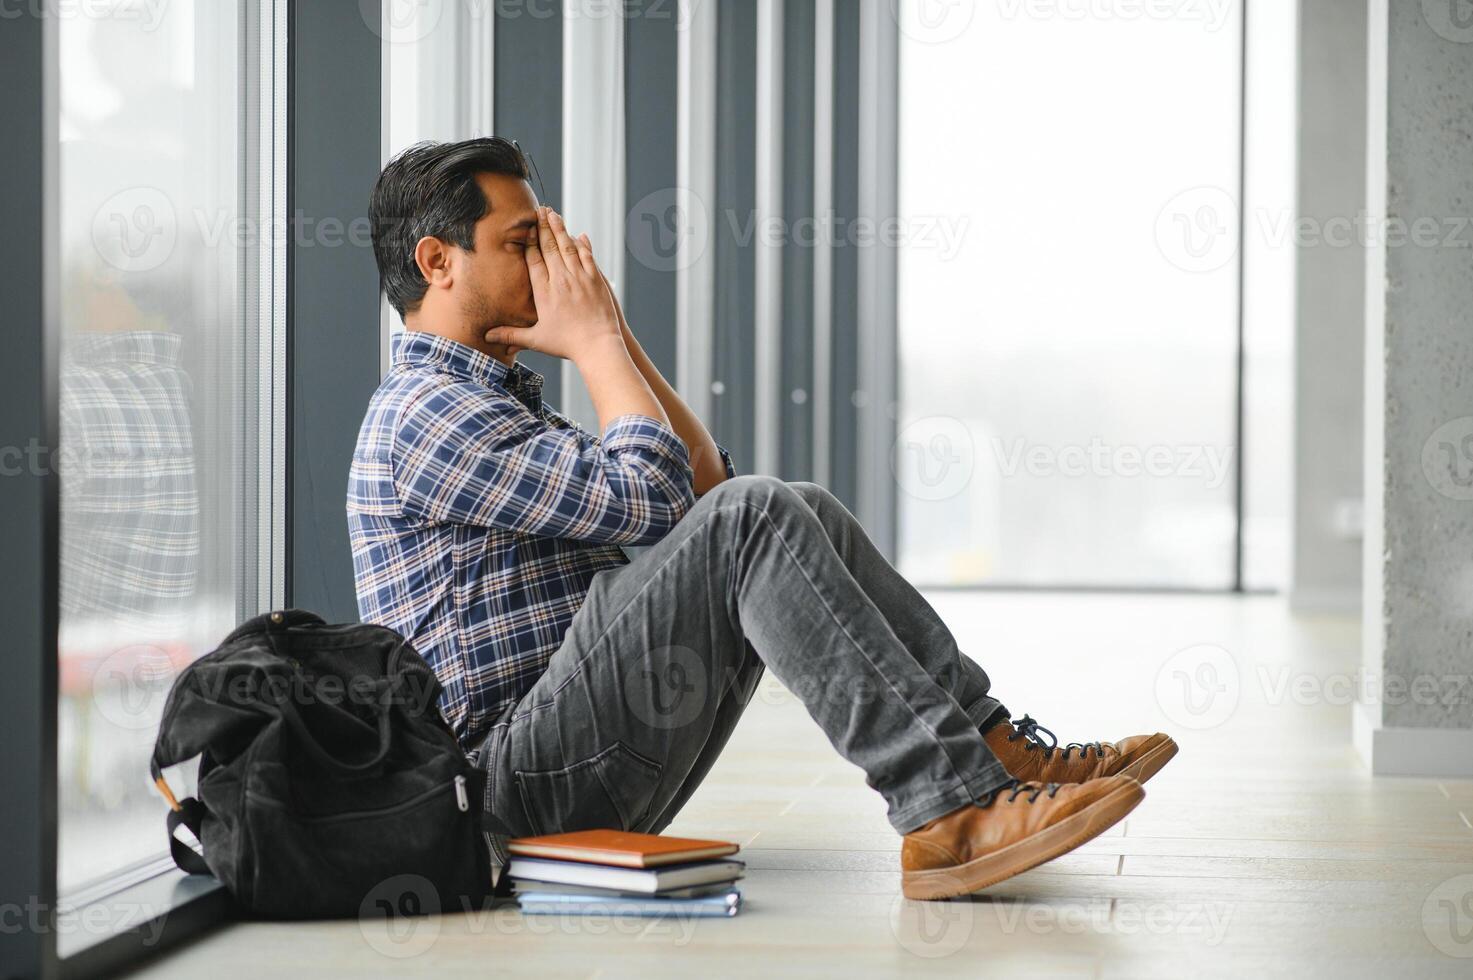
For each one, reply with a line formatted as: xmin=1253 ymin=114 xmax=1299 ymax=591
xmin=623 ymin=0 xmax=680 ymax=382
xmin=829 ymin=0 xmax=861 ymax=509
xmin=711 ymin=0 xmax=758 ymax=472
xmin=780 ymin=0 xmax=817 ymax=482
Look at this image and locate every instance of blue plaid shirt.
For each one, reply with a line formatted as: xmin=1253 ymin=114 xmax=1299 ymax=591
xmin=348 ymin=331 xmax=733 ymax=748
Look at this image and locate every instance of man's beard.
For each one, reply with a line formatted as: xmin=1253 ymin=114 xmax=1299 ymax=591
xmin=461 ymin=285 xmax=532 ymax=337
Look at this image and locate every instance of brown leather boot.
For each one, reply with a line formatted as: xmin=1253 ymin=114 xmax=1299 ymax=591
xmin=984 ymin=714 xmax=1177 ymax=785
xmin=901 ymin=775 xmax=1144 ymax=900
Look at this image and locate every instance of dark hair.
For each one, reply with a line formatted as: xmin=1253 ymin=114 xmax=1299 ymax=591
xmin=369 ymin=137 xmax=531 ymax=316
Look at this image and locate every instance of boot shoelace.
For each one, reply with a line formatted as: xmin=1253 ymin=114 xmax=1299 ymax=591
xmin=977 ymin=778 xmax=1061 ymax=807
xmin=1008 ymin=714 xmax=1105 ymax=762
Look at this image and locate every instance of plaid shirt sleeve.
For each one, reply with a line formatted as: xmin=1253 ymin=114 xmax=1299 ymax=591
xmin=392 ymin=387 xmax=696 ymax=545
xmin=715 ymin=445 xmax=738 ymax=480
xmin=542 ymin=404 xmax=739 ymax=486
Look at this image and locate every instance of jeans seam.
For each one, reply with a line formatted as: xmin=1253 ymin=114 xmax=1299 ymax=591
xmin=481 ymin=720 xmax=511 ymax=868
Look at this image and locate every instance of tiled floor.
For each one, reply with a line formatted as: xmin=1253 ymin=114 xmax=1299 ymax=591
xmin=129 ymin=593 xmax=1473 ymax=978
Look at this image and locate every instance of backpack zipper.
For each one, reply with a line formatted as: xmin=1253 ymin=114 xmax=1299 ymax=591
xmin=246 ymin=773 xmax=469 ymax=822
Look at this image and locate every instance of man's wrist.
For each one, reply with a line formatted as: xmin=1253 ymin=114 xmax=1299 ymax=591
xmin=571 ymin=333 xmax=633 ymax=373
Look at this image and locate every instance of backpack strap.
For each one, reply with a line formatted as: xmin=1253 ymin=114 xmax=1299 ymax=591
xmin=276 ymin=685 xmax=397 ymax=774
xmin=151 ymin=757 xmax=213 ymax=877
xmin=257 ymin=612 xmax=399 ymax=775
xmin=165 ymin=797 xmax=214 ymax=877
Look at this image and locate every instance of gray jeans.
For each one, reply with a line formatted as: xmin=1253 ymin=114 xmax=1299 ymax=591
xmin=473 ymin=476 xmax=1013 ymax=845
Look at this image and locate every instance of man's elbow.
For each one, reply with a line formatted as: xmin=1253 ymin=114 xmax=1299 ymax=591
xmin=621 ymin=482 xmax=695 ymax=545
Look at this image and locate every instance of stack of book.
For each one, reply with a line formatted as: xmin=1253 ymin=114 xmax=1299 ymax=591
xmin=506 ymin=830 xmax=744 ymax=918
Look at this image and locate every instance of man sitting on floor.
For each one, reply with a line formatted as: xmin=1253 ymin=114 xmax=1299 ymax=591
xmin=348 ymin=138 xmax=1178 ymax=900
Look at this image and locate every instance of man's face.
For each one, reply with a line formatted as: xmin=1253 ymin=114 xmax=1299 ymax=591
xmin=452 ymin=172 xmax=540 ymax=330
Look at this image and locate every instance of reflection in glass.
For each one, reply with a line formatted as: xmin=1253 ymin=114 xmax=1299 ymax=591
xmin=57 ymin=1 xmax=255 ymax=894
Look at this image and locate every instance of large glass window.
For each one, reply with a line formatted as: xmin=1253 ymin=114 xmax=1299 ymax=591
xmin=896 ymin=2 xmax=1246 ymax=589
xmin=56 ymin=0 xmax=275 ymax=895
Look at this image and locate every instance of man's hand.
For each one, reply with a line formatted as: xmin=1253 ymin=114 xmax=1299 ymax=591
xmin=487 ymin=208 xmax=669 ymax=435
xmin=485 ymin=207 xmax=623 ymax=366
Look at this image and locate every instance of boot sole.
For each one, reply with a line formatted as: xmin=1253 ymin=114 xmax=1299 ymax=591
xmin=1118 ymin=737 xmax=1178 ymax=785
xmin=901 ymin=779 xmax=1145 ymax=901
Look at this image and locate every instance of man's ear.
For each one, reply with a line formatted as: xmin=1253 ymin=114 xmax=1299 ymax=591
xmin=413 ymin=236 xmax=453 ymax=292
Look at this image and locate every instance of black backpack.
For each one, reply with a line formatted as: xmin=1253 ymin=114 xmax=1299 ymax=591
xmin=150 ymin=609 xmax=494 ymax=919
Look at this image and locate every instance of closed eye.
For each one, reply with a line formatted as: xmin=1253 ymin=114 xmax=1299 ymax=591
xmin=504 ymin=218 xmax=538 ymax=249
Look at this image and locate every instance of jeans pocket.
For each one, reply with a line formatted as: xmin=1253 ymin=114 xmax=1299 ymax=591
xmin=514 ymin=741 xmax=664 ymax=837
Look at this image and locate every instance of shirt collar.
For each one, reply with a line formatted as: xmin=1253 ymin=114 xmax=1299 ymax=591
xmin=391 ymin=330 xmax=545 ymax=413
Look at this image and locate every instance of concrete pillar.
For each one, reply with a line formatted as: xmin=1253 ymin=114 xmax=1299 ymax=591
xmin=1291 ymin=0 xmax=1367 ymax=613
xmin=1355 ymin=0 xmax=1473 ymax=776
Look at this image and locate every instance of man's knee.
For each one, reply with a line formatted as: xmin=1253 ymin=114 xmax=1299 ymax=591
xmin=695 ymin=476 xmax=810 ymax=541
xmin=704 ymin=477 xmax=846 ymax=524
xmin=786 ymin=481 xmax=831 ymax=509
xmin=704 ymin=473 xmax=793 ymax=507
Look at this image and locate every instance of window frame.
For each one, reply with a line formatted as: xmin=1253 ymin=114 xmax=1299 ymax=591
xmin=0 ymin=9 xmax=61 ymax=976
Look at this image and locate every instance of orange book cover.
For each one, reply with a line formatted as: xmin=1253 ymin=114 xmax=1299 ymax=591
xmin=506 ymin=830 xmax=740 ymax=868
